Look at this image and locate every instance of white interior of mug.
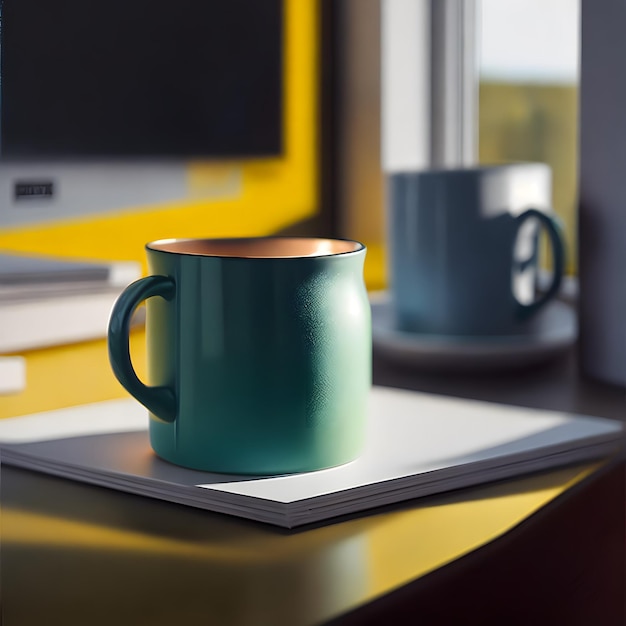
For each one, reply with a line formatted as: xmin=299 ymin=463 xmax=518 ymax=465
xmin=147 ymin=237 xmax=363 ymax=258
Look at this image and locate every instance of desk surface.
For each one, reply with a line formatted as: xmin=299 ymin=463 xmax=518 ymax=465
xmin=1 ymin=332 xmax=624 ymax=625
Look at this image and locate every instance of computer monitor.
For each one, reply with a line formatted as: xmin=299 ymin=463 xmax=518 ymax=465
xmin=0 ymin=0 xmax=283 ymax=227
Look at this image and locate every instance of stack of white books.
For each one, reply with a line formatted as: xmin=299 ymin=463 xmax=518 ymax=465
xmin=0 ymin=386 xmax=621 ymax=528
xmin=0 ymin=252 xmax=141 ymax=354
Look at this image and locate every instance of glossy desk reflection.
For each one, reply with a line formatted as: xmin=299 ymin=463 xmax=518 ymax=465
xmin=3 ymin=460 xmax=598 ymax=626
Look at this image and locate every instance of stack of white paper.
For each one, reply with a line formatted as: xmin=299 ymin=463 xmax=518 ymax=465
xmin=0 ymin=387 xmax=622 ymax=528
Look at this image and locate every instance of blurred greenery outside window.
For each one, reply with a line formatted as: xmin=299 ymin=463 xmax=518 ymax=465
xmin=478 ymin=0 xmax=579 ymax=276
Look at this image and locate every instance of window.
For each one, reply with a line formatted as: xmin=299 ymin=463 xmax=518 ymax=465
xmin=479 ymin=0 xmax=580 ymax=275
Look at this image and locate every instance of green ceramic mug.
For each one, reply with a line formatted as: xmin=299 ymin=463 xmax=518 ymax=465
xmin=108 ymin=237 xmax=371 ymax=475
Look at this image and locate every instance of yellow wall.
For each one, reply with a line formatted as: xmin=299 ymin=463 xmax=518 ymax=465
xmin=0 ymin=0 xmax=319 ymax=272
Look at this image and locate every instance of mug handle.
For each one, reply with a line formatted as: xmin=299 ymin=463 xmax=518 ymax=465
xmin=514 ymin=208 xmax=565 ymax=319
xmin=108 ymin=275 xmax=177 ymax=423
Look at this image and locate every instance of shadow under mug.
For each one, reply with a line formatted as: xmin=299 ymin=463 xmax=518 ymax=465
xmin=388 ymin=164 xmax=565 ymax=336
xmin=108 ymin=237 xmax=371 ymax=475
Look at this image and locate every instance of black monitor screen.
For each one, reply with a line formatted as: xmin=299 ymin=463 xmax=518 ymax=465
xmin=0 ymin=0 xmax=283 ymax=158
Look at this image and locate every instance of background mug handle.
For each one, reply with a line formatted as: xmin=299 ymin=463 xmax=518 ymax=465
xmin=514 ymin=208 xmax=565 ymax=319
xmin=108 ymin=275 xmax=177 ymax=423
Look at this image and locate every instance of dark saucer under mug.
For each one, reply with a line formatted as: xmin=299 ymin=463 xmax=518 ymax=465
xmin=370 ymin=293 xmax=578 ymax=373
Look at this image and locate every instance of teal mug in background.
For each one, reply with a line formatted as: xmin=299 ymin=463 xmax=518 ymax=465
xmin=389 ymin=163 xmax=565 ymax=336
xmin=108 ymin=237 xmax=371 ymax=475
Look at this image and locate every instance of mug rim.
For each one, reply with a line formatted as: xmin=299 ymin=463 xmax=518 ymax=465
xmin=146 ymin=236 xmax=366 ymax=259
